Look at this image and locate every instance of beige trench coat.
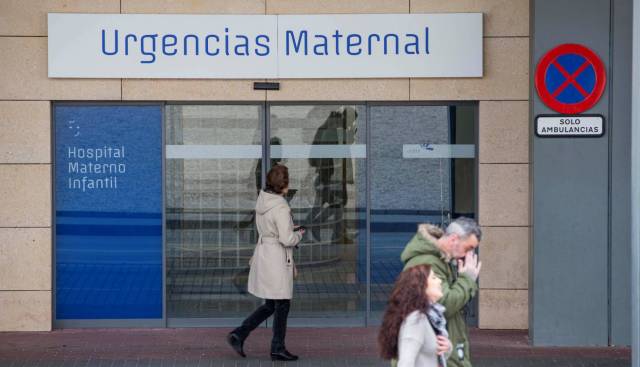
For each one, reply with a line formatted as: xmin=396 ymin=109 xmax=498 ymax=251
xmin=247 ymin=190 xmax=302 ymax=300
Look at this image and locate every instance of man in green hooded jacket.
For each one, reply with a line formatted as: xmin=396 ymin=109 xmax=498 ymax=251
xmin=400 ymin=217 xmax=482 ymax=367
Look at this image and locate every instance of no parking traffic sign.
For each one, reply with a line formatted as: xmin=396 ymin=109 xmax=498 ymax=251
xmin=535 ymin=44 xmax=606 ymax=114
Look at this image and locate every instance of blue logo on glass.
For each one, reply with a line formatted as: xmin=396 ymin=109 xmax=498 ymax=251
xmin=55 ymin=105 xmax=163 ymax=320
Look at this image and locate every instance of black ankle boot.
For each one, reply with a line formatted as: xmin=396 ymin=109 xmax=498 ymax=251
xmin=270 ymin=349 xmax=299 ymax=361
xmin=226 ymin=332 xmax=246 ymax=358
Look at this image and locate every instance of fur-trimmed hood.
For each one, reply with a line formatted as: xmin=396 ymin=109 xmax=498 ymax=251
xmin=417 ymin=223 xmax=444 ymax=242
xmin=400 ymin=223 xmax=445 ymax=265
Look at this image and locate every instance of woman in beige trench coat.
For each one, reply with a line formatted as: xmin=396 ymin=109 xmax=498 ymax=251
xmin=227 ymin=165 xmax=304 ymax=362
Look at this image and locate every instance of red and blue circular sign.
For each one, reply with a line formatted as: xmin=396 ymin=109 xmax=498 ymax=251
xmin=535 ymin=44 xmax=606 ymax=114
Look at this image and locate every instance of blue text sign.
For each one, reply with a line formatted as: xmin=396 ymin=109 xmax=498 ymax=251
xmin=55 ymin=105 xmax=163 ymax=320
xmin=48 ymin=13 xmax=482 ymax=79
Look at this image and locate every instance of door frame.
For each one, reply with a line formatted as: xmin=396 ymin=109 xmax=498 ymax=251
xmin=52 ymin=101 xmax=478 ymax=328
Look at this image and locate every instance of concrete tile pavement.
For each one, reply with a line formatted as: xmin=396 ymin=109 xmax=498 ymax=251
xmin=0 ymin=328 xmax=631 ymax=367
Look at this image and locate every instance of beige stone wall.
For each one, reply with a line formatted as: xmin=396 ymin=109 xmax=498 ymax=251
xmin=0 ymin=102 xmax=53 ymax=331
xmin=0 ymin=0 xmax=530 ymax=330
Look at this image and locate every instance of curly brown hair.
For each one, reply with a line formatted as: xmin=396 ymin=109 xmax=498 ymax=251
xmin=378 ymin=264 xmax=432 ymax=360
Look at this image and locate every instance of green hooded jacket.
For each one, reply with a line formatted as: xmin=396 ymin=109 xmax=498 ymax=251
xmin=399 ymin=224 xmax=477 ymax=367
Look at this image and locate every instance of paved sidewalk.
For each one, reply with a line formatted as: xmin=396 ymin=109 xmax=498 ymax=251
xmin=0 ymin=327 xmax=631 ymax=367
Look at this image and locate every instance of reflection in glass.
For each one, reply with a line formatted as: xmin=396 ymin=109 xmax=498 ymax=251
xmin=165 ymin=105 xmax=263 ymax=318
xmin=163 ymin=103 xmax=476 ymax=323
xmin=270 ymin=105 xmax=367 ymax=318
xmin=370 ymin=105 xmax=476 ymax=313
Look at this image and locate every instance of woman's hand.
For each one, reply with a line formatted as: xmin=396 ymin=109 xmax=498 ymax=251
xmin=436 ymin=335 xmax=451 ymax=356
xmin=294 ymin=226 xmax=306 ymax=235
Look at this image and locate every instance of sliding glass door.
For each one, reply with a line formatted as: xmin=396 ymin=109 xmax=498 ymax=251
xmin=164 ymin=103 xmax=476 ymax=325
xmin=269 ymin=105 xmax=367 ymax=322
xmin=165 ymin=105 xmax=264 ymax=321
xmin=369 ymin=104 xmax=477 ymax=323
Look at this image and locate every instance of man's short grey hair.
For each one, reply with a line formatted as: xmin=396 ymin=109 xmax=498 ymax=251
xmin=445 ymin=217 xmax=482 ymax=241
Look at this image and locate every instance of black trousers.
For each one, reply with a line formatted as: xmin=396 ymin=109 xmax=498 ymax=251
xmin=232 ymin=299 xmax=291 ymax=352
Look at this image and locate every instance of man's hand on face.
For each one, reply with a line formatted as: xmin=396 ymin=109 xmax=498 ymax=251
xmin=458 ymin=250 xmax=482 ymax=281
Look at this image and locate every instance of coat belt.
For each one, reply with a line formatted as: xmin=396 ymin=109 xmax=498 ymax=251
xmin=258 ymin=235 xmax=279 ymax=245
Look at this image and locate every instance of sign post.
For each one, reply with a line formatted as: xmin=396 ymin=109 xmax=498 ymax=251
xmin=631 ymin=0 xmax=640 ymax=364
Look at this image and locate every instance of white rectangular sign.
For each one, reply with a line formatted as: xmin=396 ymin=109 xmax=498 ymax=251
xmin=535 ymin=116 xmax=605 ymax=137
xmin=48 ymin=13 xmax=483 ymax=79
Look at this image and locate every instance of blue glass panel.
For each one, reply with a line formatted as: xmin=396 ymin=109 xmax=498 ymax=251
xmin=55 ymin=105 xmax=162 ymax=319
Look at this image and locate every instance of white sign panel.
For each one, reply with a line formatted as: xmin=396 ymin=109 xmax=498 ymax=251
xmin=48 ymin=13 xmax=483 ymax=79
xmin=535 ymin=116 xmax=605 ymax=137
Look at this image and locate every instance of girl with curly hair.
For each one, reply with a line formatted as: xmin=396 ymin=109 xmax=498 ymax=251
xmin=378 ymin=264 xmax=452 ymax=367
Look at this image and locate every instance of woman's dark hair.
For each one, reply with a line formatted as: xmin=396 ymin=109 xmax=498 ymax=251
xmin=266 ymin=164 xmax=289 ymax=194
xmin=378 ymin=264 xmax=432 ymax=360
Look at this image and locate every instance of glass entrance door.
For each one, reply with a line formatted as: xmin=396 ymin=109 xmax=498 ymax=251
xmin=164 ymin=103 xmax=475 ymax=326
xmin=369 ymin=104 xmax=477 ymax=321
xmin=165 ymin=105 xmax=264 ymax=321
xmin=268 ymin=105 xmax=367 ymax=322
